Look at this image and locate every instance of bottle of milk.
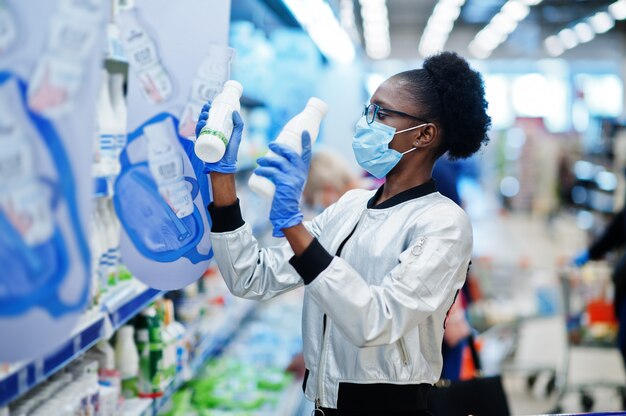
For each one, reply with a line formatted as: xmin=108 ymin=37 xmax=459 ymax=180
xmin=248 ymin=97 xmax=328 ymax=199
xmin=194 ymin=80 xmax=243 ymax=163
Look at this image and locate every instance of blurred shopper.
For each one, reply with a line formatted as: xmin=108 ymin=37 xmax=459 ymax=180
xmin=432 ymin=157 xmax=472 ymax=381
xmin=302 ymin=151 xmax=360 ymax=217
xmin=573 ymin=186 xmax=626 ymax=369
xmin=200 ymin=51 xmax=491 ymax=415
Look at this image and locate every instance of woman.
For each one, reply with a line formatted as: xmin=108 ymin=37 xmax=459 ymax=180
xmin=198 ymin=51 xmax=491 ymax=415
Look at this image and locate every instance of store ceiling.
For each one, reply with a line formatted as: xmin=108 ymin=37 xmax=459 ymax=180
xmin=354 ymin=0 xmax=622 ymax=59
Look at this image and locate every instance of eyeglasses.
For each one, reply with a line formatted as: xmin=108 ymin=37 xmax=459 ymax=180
xmin=363 ymin=103 xmax=430 ymax=126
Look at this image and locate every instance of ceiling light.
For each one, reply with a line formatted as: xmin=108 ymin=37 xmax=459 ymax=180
xmin=573 ymin=22 xmax=594 ymax=43
xmin=360 ymin=0 xmax=391 ymax=60
xmin=609 ymin=0 xmax=626 ymax=20
xmin=502 ymin=1 xmax=530 ymax=21
xmin=490 ymin=13 xmax=518 ymax=34
xmin=418 ymin=0 xmax=466 ymax=57
xmin=544 ymin=35 xmax=564 ymax=56
xmin=284 ymin=0 xmax=355 ymax=63
xmin=468 ymin=42 xmax=492 ymax=59
xmin=589 ymin=11 xmax=615 ymax=33
xmin=468 ymin=0 xmax=539 ymax=59
xmin=558 ymin=28 xmax=578 ymax=49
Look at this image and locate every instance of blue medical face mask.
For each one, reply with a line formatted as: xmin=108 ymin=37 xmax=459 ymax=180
xmin=352 ymin=116 xmax=426 ymax=179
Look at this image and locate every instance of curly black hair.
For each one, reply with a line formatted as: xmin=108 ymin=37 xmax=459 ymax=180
xmin=394 ymin=51 xmax=491 ymax=160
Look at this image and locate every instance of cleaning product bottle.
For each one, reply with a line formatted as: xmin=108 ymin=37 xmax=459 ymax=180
xmin=109 ymin=73 xmax=127 ymax=162
xmin=248 ymin=97 xmax=328 ymax=199
xmin=114 ymin=325 xmax=139 ymax=398
xmin=144 ymin=118 xmax=194 ymax=219
xmin=194 ymin=80 xmax=243 ymax=163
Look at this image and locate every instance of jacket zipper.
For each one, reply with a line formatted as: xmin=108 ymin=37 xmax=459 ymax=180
xmin=398 ymin=337 xmax=410 ymax=366
xmin=315 ymin=214 xmax=363 ymax=409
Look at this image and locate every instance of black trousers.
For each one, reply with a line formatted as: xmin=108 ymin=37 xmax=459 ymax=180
xmin=315 ymin=408 xmax=433 ymax=416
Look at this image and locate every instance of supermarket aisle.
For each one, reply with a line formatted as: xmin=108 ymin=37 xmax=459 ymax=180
xmin=471 ymin=211 xmax=626 ymax=414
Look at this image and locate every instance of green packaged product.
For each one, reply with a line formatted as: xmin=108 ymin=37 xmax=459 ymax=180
xmin=135 ymin=307 xmax=164 ymax=398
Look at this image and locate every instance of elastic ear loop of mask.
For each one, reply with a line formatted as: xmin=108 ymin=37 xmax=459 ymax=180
xmin=396 ymin=122 xmax=428 ymax=156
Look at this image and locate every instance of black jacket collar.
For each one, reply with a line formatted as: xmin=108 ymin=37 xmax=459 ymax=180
xmin=367 ymin=179 xmax=438 ymax=209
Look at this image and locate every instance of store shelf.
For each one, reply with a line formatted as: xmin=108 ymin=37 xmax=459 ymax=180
xmin=0 ymin=282 xmax=164 ymax=407
xmin=131 ymin=299 xmax=257 ymax=416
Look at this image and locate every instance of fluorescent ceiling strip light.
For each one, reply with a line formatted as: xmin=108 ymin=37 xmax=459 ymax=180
xmin=360 ymin=0 xmax=391 ymax=59
xmin=283 ymin=0 xmax=355 ymax=63
xmin=468 ymin=0 xmax=542 ymax=59
xmin=573 ymin=22 xmax=595 ymax=43
xmin=418 ymin=0 xmax=466 ymax=57
xmin=542 ymin=2 xmax=624 ymax=57
xmin=589 ymin=11 xmax=615 ymax=33
xmin=609 ymin=0 xmax=626 ymax=20
xmin=544 ymin=35 xmax=565 ymax=56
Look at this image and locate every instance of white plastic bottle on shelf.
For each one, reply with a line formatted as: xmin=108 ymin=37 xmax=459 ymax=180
xmin=194 ymin=80 xmax=243 ymax=163
xmin=91 ymin=206 xmax=109 ymax=294
xmin=97 ymin=70 xmax=119 ymax=177
xmin=109 ymin=73 xmax=127 ymax=159
xmin=97 ymin=199 xmax=117 ymax=288
xmin=115 ymin=325 xmax=139 ymax=398
xmin=145 ymin=118 xmax=194 ymax=218
xmin=105 ymin=198 xmax=125 ymax=282
xmin=248 ymin=97 xmax=328 ymax=199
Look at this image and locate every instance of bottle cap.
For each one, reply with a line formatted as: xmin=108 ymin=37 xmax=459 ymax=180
xmin=306 ymin=97 xmax=328 ymax=115
xmin=223 ymin=80 xmax=243 ymax=97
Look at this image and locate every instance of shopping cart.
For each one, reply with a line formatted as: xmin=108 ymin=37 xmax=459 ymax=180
xmin=553 ymin=262 xmax=626 ymax=413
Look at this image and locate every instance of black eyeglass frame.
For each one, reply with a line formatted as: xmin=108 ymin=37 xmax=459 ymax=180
xmin=363 ymin=103 xmax=431 ymax=126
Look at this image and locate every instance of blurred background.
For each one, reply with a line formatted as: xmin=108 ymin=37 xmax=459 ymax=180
xmin=3 ymin=0 xmax=626 ymax=415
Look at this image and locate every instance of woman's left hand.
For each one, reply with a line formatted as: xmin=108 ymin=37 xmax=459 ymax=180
xmin=254 ymin=131 xmax=312 ymax=237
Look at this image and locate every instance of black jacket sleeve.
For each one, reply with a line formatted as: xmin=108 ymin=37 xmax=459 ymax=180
xmin=589 ymin=208 xmax=626 ymax=260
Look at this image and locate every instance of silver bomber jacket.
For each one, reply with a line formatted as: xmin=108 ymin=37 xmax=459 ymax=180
xmin=209 ymin=184 xmax=473 ymax=409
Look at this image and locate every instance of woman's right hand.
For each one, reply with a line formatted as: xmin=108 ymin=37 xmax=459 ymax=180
xmin=196 ymin=102 xmax=244 ymax=174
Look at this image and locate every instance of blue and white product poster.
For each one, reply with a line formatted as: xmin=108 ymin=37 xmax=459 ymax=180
xmin=114 ymin=0 xmax=231 ymax=290
xmin=0 ymin=0 xmax=106 ymax=362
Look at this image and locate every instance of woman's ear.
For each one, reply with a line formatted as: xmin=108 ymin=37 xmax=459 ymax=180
xmin=413 ymin=124 xmax=438 ymax=148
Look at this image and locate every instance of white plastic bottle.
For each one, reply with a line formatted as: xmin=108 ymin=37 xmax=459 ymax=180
xmin=97 ymin=199 xmax=117 ymax=287
xmin=144 ymin=118 xmax=194 ymax=218
xmin=109 ymin=73 xmax=127 ymax=159
xmin=248 ymin=97 xmax=328 ymax=199
xmin=92 ymin=205 xmax=109 ymax=293
xmin=194 ymin=80 xmax=243 ymax=163
xmin=88 ymin=216 xmax=102 ymax=302
xmin=97 ymin=70 xmax=119 ymax=177
xmin=115 ymin=325 xmax=139 ymax=398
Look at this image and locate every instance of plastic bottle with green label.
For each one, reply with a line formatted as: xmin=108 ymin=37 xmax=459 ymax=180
xmin=194 ymin=80 xmax=243 ymax=163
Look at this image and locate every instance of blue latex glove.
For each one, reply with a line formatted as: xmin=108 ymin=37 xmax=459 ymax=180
xmin=195 ymin=102 xmax=244 ymax=174
xmin=254 ymin=131 xmax=312 ymax=238
xmin=572 ymin=250 xmax=590 ymax=267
